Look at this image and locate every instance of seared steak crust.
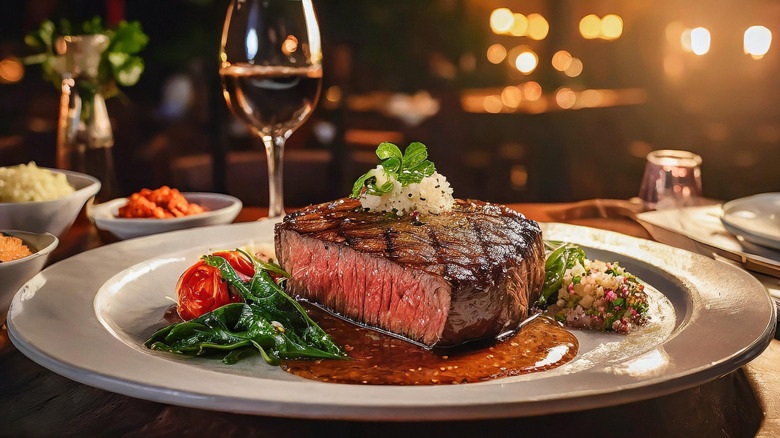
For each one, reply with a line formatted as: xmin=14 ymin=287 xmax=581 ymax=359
xmin=274 ymin=198 xmax=545 ymax=347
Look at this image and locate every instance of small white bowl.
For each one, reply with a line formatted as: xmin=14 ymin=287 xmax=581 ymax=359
xmin=0 ymin=168 xmax=101 ymax=238
xmin=88 ymin=192 xmax=243 ymax=240
xmin=0 ymin=230 xmax=59 ymax=319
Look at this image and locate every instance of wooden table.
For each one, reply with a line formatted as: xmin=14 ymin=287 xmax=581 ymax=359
xmin=1 ymin=202 xmax=778 ymax=437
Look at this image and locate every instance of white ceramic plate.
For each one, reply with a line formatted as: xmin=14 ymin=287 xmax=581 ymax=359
xmin=7 ymin=221 xmax=776 ymax=420
xmin=721 ymin=193 xmax=780 ymax=250
xmin=87 ymin=192 xmax=242 ymax=240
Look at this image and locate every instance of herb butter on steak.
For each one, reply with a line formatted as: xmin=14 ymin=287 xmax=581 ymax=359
xmin=274 ymin=197 xmax=545 ymax=348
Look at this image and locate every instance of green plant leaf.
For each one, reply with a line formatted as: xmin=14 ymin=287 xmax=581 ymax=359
xmin=381 ymin=156 xmax=401 ymax=174
xmin=109 ymin=21 xmax=149 ymax=55
xmin=350 ymin=173 xmax=374 ymax=198
xmin=112 ymin=55 xmax=144 ymax=86
xmin=376 ymin=142 xmax=402 ymax=161
xmin=403 ymin=142 xmax=428 ymax=167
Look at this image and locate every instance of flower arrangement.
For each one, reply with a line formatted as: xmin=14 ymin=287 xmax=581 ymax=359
xmin=24 ymin=17 xmax=148 ymax=99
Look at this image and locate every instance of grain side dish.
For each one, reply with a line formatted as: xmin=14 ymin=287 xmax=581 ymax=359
xmin=0 ymin=233 xmax=33 ymax=262
xmin=0 ymin=162 xmax=75 ymax=202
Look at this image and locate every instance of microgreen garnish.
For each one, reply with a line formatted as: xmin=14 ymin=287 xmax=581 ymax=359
xmin=350 ymin=142 xmax=436 ymax=198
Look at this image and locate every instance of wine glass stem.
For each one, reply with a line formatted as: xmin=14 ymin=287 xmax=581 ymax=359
xmin=262 ymin=135 xmax=285 ymax=219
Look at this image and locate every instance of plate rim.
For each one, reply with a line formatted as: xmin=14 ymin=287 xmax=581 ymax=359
xmin=7 ymin=220 xmax=777 ymax=420
xmin=721 ymin=192 xmax=780 ymax=249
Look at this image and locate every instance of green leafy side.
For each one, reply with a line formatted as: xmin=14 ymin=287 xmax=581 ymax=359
xmin=537 ymin=240 xmax=588 ymax=307
xmin=24 ymin=17 xmax=148 ymax=98
xmin=350 ymin=142 xmax=436 ymax=198
xmin=144 ymin=250 xmax=346 ymax=365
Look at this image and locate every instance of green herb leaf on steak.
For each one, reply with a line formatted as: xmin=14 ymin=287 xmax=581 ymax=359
xmin=350 ymin=142 xmax=436 ymax=198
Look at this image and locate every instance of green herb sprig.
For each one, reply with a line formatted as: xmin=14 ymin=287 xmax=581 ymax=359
xmin=350 ymin=142 xmax=436 ymax=198
xmin=537 ymin=240 xmax=588 ymax=307
xmin=24 ymin=17 xmax=148 ymax=98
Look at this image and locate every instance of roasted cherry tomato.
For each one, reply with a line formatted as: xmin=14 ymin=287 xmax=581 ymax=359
xmin=176 ymin=251 xmax=256 ymax=320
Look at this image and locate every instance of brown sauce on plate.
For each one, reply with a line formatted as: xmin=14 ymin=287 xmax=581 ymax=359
xmin=282 ymin=306 xmax=578 ymax=385
xmin=162 ymin=303 xmax=579 ymax=385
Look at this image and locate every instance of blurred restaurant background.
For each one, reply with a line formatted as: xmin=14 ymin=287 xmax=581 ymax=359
xmin=0 ymin=0 xmax=778 ymax=207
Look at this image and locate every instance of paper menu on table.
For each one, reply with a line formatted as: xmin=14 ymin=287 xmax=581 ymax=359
xmin=637 ymin=205 xmax=780 ymax=301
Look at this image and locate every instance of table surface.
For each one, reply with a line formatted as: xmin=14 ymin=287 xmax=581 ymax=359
xmin=1 ymin=201 xmax=778 ymax=438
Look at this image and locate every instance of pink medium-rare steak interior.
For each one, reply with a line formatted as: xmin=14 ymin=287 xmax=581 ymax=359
xmin=277 ymin=231 xmax=451 ymax=346
xmin=274 ymin=197 xmax=545 ymax=347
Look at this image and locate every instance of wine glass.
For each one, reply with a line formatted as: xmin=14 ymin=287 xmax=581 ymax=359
xmin=220 ymin=0 xmax=323 ymax=219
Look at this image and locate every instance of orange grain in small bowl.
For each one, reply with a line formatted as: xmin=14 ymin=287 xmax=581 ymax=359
xmin=0 ymin=234 xmax=33 ymax=262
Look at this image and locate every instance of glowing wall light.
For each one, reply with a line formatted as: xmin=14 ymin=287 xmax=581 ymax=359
xmin=744 ymin=26 xmax=772 ymax=58
xmin=690 ymin=27 xmax=711 ymax=55
xmin=490 ymin=8 xmax=514 ymax=34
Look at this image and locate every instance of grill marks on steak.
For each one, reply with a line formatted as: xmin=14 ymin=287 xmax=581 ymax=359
xmin=274 ymin=198 xmax=545 ymax=347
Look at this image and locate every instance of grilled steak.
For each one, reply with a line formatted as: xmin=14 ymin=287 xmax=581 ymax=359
xmin=274 ymin=198 xmax=545 ymax=347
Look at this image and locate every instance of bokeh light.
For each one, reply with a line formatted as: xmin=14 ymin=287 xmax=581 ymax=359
xmin=579 ymin=89 xmax=603 ymax=107
xmin=523 ymin=81 xmax=542 ymax=101
xmin=744 ymin=26 xmax=772 ymax=58
xmin=487 ymin=43 xmax=507 ymax=64
xmin=0 ymin=58 xmax=24 ymax=83
xmin=515 ymin=50 xmax=539 ymax=74
xmin=551 ymin=50 xmax=573 ymax=71
xmin=580 ymin=14 xmax=601 ymax=39
xmin=281 ymin=35 xmax=298 ymax=55
xmin=490 ymin=8 xmax=514 ymax=34
xmin=601 ymin=14 xmax=623 ymax=40
xmin=501 ymin=86 xmax=523 ymax=108
xmin=483 ymin=95 xmax=504 ymax=113
xmin=564 ymin=58 xmax=583 ymax=77
xmin=325 ymin=85 xmax=342 ymax=103
xmin=509 ymin=13 xmax=528 ymax=37
xmin=690 ymin=27 xmax=711 ymax=55
xmin=526 ymin=14 xmax=549 ymax=40
xmin=555 ymin=88 xmax=577 ymax=109
xmin=680 ymin=28 xmax=694 ymax=52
